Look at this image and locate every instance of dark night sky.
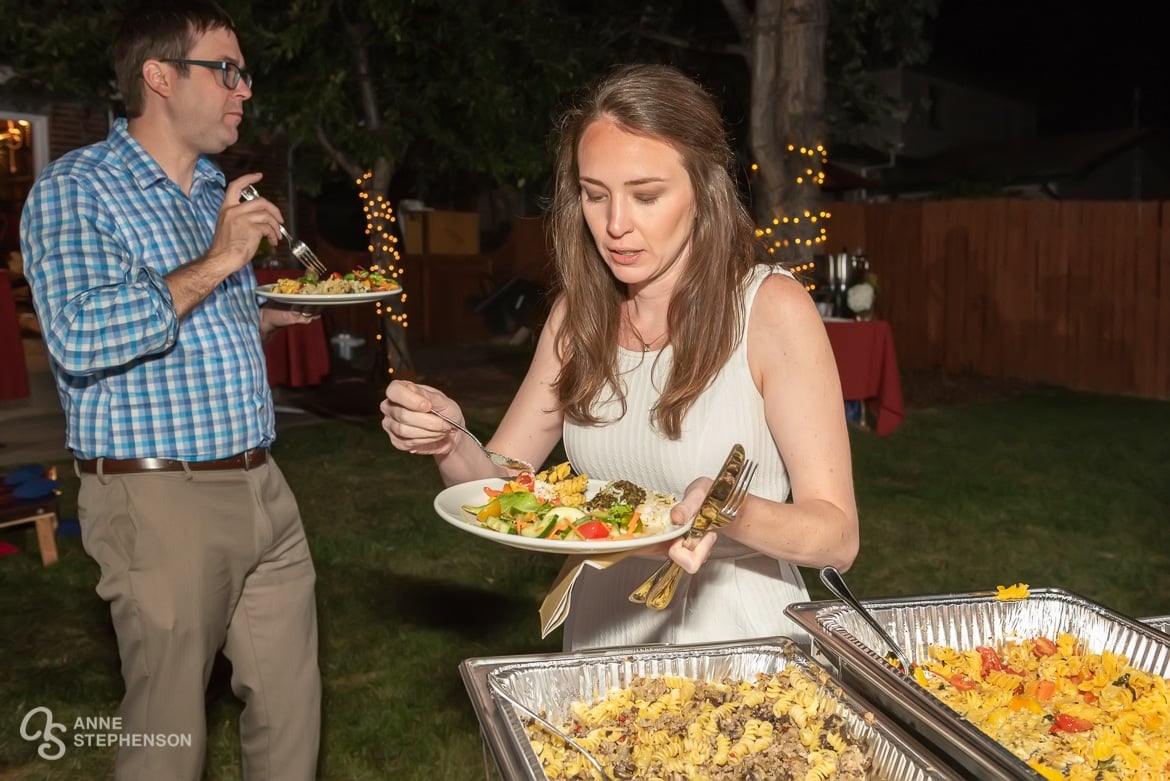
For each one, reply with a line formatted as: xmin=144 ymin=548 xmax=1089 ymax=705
xmin=927 ymin=0 xmax=1168 ymax=133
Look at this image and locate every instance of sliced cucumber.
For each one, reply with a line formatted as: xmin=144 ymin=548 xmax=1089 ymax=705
xmin=537 ymin=506 xmax=586 ymax=538
xmin=518 ymin=518 xmax=549 ymax=538
xmin=482 ymin=517 xmax=513 ymax=534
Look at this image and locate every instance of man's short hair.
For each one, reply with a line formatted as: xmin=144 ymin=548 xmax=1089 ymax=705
xmin=112 ymin=0 xmax=237 ymax=118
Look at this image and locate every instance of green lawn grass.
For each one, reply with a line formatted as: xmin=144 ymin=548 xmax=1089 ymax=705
xmin=1 ymin=385 xmax=1168 ymax=779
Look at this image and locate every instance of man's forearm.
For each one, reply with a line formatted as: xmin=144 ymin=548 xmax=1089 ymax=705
xmin=165 ymin=249 xmax=245 ymax=318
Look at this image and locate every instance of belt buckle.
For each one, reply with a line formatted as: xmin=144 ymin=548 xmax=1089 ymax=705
xmin=242 ymin=448 xmax=261 ymax=470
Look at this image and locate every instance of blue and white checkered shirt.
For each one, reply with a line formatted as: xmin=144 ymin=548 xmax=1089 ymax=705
xmin=20 ymin=119 xmax=275 ymax=460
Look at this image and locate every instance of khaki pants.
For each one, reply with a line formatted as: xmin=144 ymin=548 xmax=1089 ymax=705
xmin=78 ymin=458 xmax=320 ymax=781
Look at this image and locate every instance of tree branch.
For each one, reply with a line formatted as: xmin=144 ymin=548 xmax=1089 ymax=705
xmin=719 ymin=0 xmax=754 ymax=42
xmin=315 ymin=122 xmax=364 ymax=181
xmin=347 ymin=22 xmax=382 ymax=131
xmin=637 ymin=26 xmax=747 ymax=59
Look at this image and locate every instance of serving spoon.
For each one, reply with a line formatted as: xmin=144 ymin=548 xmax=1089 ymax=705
xmin=819 ymin=565 xmax=915 ymax=675
xmin=428 ymin=409 xmax=534 ymax=473
xmin=488 ymin=680 xmax=607 ymax=779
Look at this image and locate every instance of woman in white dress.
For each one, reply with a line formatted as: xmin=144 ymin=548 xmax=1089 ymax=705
xmin=381 ymin=64 xmax=858 ymax=650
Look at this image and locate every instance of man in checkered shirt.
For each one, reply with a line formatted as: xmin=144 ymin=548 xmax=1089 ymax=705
xmin=20 ymin=2 xmax=320 ymax=779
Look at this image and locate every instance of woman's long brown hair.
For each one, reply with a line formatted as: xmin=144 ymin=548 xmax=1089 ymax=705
xmin=549 ymin=64 xmax=768 ymax=439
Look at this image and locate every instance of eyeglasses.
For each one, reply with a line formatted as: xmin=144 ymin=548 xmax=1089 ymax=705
xmin=160 ymin=59 xmax=252 ymax=90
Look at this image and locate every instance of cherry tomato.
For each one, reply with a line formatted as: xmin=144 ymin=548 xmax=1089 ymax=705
xmin=977 ymin=646 xmax=1005 ymax=676
xmin=949 ymin=674 xmax=978 ymax=691
xmin=574 ymin=521 xmax=611 ymax=539
xmin=1033 ymin=637 xmax=1058 ymax=657
xmin=1050 ymin=713 xmax=1093 ymax=733
xmin=1034 ymin=679 xmax=1056 ymax=702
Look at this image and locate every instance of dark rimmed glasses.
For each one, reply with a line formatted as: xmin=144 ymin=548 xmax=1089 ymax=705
xmin=161 ymin=59 xmax=252 ymax=89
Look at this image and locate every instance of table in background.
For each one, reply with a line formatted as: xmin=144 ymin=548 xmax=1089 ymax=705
xmin=0 ymin=270 xmax=30 ymax=401
xmin=254 ymin=268 xmax=331 ymax=387
xmin=824 ymin=319 xmax=904 ymax=436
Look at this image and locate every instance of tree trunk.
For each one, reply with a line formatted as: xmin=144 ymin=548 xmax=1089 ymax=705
xmin=343 ymin=19 xmax=415 ymax=378
xmin=748 ymin=0 xmax=784 ymax=227
xmin=362 ymin=158 xmax=415 ymax=379
xmin=749 ymin=0 xmax=827 ymax=266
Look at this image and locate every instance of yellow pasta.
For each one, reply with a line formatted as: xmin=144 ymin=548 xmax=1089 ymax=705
xmin=918 ymin=633 xmax=1170 ymax=779
xmin=996 ymin=582 xmax=1031 ymax=600
xmin=523 ymin=666 xmax=872 ymax=780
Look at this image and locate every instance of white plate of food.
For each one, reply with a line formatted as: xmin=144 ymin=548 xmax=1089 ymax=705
xmin=256 ymin=283 xmax=402 ymax=305
xmin=255 ymin=269 xmax=402 ymax=305
xmin=434 ymin=473 xmax=691 ymax=554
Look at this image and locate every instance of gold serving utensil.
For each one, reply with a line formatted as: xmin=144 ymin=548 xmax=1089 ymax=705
xmin=627 ymin=445 xmax=746 ymax=604
xmin=643 ymin=459 xmax=756 ymax=610
xmin=628 ymin=444 xmax=756 ymax=609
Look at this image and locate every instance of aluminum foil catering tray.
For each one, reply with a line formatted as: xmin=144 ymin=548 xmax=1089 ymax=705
xmin=463 ymin=638 xmax=961 ymax=780
xmin=786 ymin=587 xmax=1170 ymax=780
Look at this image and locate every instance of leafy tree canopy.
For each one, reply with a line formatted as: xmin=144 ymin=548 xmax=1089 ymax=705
xmin=0 ymin=0 xmax=936 ymax=197
xmin=0 ymin=0 xmax=606 ymax=197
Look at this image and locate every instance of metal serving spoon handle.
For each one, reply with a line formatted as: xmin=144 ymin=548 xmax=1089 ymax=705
xmin=819 ymin=565 xmax=914 ymax=675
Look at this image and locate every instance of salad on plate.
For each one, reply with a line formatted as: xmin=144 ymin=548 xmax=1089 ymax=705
xmin=461 ymin=462 xmax=676 ymax=543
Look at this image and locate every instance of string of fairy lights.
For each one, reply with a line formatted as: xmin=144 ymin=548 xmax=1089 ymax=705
xmin=751 ymin=143 xmax=831 ymax=290
xmin=355 ymin=170 xmax=407 ymax=375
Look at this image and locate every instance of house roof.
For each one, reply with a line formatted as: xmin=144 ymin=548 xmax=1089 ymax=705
xmin=883 ymin=126 xmax=1169 ymax=193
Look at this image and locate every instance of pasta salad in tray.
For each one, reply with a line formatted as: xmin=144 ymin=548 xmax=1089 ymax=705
xmin=912 ymin=633 xmax=1170 ymax=780
xmin=786 ymin=586 xmax=1170 ymax=781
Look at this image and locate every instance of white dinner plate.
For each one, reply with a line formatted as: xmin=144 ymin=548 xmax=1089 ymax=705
xmin=434 ymin=478 xmax=692 ymax=554
xmin=255 ymin=283 xmax=402 ymax=305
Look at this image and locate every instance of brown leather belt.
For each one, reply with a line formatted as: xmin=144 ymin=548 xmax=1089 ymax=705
xmin=76 ymin=447 xmax=268 ymax=475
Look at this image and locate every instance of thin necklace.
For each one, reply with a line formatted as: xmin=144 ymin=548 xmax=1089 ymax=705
xmin=626 ymin=315 xmax=665 ymax=353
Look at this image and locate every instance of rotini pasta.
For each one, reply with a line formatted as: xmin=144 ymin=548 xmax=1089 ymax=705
xmin=524 ymin=666 xmax=872 ymax=780
xmin=916 ymin=633 xmax=1170 ymax=779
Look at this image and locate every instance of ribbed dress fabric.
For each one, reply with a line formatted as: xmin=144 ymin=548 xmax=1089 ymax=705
xmin=561 ymin=264 xmax=811 ymax=651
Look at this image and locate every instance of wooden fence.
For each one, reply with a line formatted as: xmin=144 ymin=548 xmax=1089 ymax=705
xmin=825 ymin=199 xmax=1170 ymax=400
xmin=309 ymin=199 xmax=1169 ymax=401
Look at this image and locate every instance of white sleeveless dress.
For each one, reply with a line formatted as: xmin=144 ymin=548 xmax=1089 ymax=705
xmin=562 ymin=264 xmax=811 ymax=651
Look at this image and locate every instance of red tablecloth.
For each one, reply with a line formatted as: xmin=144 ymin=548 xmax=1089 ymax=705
xmin=824 ymin=319 xmax=904 ymax=436
xmin=254 ymin=268 xmax=331 ymax=387
xmin=0 ymin=270 xmax=30 ymax=401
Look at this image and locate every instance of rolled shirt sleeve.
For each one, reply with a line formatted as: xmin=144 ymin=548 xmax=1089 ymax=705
xmin=23 ymin=174 xmax=180 ymax=375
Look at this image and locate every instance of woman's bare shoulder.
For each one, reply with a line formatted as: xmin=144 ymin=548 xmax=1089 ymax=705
xmin=753 ymin=268 xmax=822 ymax=327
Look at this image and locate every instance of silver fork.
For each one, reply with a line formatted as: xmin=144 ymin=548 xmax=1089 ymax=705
xmin=630 ymin=457 xmax=758 ymax=610
xmin=428 ymin=409 xmax=535 ymax=473
xmin=239 ymin=185 xmax=328 ymax=278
